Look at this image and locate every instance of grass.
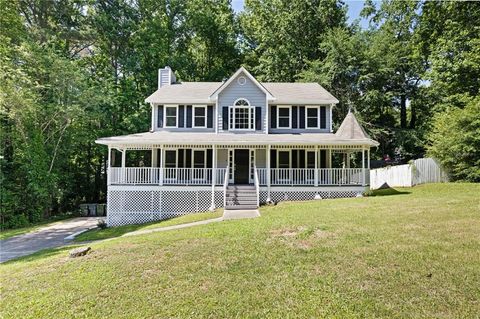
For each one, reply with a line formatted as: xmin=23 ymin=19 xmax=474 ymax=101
xmin=74 ymin=210 xmax=223 ymax=242
xmin=0 ymin=214 xmax=76 ymax=240
xmin=1 ymin=183 xmax=479 ymax=318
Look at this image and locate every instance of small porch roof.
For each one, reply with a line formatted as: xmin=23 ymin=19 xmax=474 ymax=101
xmin=95 ymin=131 xmax=379 ymax=147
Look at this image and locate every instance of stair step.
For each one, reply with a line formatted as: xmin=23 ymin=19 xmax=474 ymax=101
xmin=226 ymin=199 xmax=258 ymax=204
xmin=225 ymin=205 xmax=258 ymax=210
xmin=227 ymin=186 xmax=255 ymax=190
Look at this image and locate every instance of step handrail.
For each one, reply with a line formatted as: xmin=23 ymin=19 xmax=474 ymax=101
xmin=223 ymin=165 xmax=229 ymax=208
xmin=253 ymin=165 xmax=260 ymax=208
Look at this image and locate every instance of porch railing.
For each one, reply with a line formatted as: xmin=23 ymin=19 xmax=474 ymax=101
xmin=109 ymin=167 xmax=227 ymax=185
xmin=109 ymin=167 xmax=367 ymax=186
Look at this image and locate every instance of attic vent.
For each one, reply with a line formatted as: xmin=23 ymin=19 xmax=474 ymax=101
xmin=237 ymin=76 xmax=247 ymax=85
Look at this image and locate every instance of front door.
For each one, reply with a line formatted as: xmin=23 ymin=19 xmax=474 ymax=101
xmin=234 ymin=149 xmax=250 ymax=184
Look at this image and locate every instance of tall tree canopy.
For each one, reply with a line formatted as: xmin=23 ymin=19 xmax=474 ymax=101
xmin=1 ymin=0 xmax=479 ymax=228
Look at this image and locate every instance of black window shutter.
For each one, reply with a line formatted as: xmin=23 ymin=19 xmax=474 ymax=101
xmin=292 ymin=106 xmax=298 ymax=128
xmin=186 ymin=105 xmax=192 ymax=128
xmin=207 ymin=105 xmax=214 ymax=128
xmin=222 ymin=107 xmax=229 ymax=130
xmin=178 ymin=105 xmax=185 ymax=128
xmin=320 ymin=150 xmax=327 ymax=168
xmin=271 ymin=105 xmax=277 ymax=128
xmin=178 ymin=149 xmax=184 ymax=168
xmin=292 ymin=150 xmax=298 ymax=168
xmin=185 ymin=149 xmax=192 ymax=168
xmin=255 ymin=107 xmax=262 ymax=131
xmin=157 ymin=105 xmax=164 ymax=128
xmin=299 ymin=150 xmax=305 ymax=168
xmin=299 ymin=106 xmax=305 ymax=129
xmin=270 ymin=149 xmax=277 ymax=168
xmin=206 ymin=149 xmax=212 ymax=168
xmin=320 ymin=106 xmax=326 ymax=129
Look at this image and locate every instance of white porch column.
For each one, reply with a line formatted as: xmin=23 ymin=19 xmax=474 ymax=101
xmin=314 ymin=146 xmax=318 ymax=187
xmin=121 ymin=148 xmax=126 ymax=168
xmin=159 ymin=146 xmax=164 ymax=186
xmin=107 ymin=146 xmax=111 ymax=186
xmin=367 ymin=148 xmax=370 ymax=185
xmin=266 ymin=144 xmax=271 ymax=202
xmin=210 ymin=145 xmax=217 ymax=211
xmin=362 ymin=147 xmax=365 ymax=186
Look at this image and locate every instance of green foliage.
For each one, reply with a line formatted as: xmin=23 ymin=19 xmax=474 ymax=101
xmin=1 ymin=0 xmax=479 ymax=229
xmin=427 ymin=98 xmax=480 ymax=182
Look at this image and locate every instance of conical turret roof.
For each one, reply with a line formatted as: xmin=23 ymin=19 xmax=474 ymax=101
xmin=336 ymin=110 xmax=373 ymax=141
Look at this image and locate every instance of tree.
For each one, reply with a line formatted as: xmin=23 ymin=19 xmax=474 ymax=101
xmin=427 ymin=98 xmax=480 ymax=182
xmin=240 ymin=0 xmax=347 ymax=81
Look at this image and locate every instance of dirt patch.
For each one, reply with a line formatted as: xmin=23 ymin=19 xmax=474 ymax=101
xmin=269 ymin=226 xmax=335 ymax=250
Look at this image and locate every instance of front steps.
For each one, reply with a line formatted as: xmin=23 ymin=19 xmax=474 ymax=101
xmin=225 ymin=185 xmax=258 ymax=210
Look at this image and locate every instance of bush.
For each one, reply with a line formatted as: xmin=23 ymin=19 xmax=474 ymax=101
xmin=427 ymin=98 xmax=480 ymax=182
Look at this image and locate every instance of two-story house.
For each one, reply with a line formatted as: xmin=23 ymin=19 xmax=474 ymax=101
xmin=96 ymin=67 xmax=378 ymax=226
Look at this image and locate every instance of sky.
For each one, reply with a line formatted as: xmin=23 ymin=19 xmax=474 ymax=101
xmin=231 ymin=0 xmax=373 ymax=29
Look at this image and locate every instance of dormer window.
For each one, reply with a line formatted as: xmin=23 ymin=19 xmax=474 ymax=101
xmin=229 ymin=98 xmax=255 ymax=130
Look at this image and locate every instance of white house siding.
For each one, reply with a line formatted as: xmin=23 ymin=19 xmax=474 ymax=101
xmin=217 ymin=72 xmax=267 ymax=133
xmin=255 ymin=149 xmax=267 ymax=168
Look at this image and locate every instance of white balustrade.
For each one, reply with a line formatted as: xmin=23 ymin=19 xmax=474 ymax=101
xmin=109 ymin=167 xmax=368 ymax=186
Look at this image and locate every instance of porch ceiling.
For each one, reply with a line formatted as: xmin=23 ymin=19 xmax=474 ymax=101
xmin=96 ymin=131 xmax=379 ymax=148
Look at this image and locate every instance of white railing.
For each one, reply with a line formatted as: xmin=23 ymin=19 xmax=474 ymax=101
xmin=261 ymin=168 xmax=366 ymax=186
xmin=270 ymin=168 xmax=316 ymax=185
xmin=223 ymin=165 xmax=230 ymax=207
xmin=253 ymin=166 xmax=260 ymax=207
xmin=317 ymin=168 xmax=364 ymax=185
xmin=109 ymin=167 xmax=367 ymax=186
xmin=109 ymin=167 xmax=226 ymax=185
xmin=257 ymin=168 xmax=268 ymax=185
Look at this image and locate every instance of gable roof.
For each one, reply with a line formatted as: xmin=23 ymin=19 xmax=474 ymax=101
xmin=145 ymin=81 xmax=339 ymax=105
xmin=209 ymin=67 xmax=275 ymax=101
xmin=336 ymin=111 xmax=372 ymax=140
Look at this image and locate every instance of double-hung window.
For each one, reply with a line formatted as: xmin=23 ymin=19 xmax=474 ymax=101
xmin=229 ymin=98 xmax=255 ymax=130
xmin=306 ymin=106 xmax=319 ymax=129
xmin=164 ymin=106 xmax=178 ymax=127
xmin=193 ymin=106 xmax=206 ymax=128
xmin=277 ymin=106 xmax=291 ymax=128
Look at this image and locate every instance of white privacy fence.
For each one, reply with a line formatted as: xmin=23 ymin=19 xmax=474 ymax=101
xmin=370 ymin=158 xmax=448 ymax=190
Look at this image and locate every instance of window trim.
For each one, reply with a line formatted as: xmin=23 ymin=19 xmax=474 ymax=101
xmin=193 ymin=105 xmax=207 ymax=128
xmin=277 ymin=106 xmax=292 ymax=129
xmin=164 ymin=149 xmax=178 ymax=168
xmin=229 ymin=98 xmax=255 ymax=131
xmin=276 ymin=150 xmax=291 ymax=169
xmin=305 ymin=106 xmax=319 ymax=129
xmin=164 ymin=105 xmax=178 ymax=128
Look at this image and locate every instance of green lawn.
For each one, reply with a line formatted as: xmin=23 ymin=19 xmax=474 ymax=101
xmin=1 ymin=183 xmax=479 ymax=318
xmin=74 ymin=210 xmax=223 ymax=242
xmin=0 ymin=215 xmax=76 ymax=240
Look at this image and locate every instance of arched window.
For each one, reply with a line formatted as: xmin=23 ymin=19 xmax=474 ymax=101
xmin=230 ymin=98 xmax=254 ymax=130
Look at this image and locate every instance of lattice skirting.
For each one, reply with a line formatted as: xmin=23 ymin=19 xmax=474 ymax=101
xmin=107 ymin=188 xmax=223 ymax=227
xmin=259 ymin=187 xmax=364 ymax=204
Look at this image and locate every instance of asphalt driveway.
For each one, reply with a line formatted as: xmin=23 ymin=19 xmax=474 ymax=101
xmin=0 ymin=217 xmax=103 ymax=263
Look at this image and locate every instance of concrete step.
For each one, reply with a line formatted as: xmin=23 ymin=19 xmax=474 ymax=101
xmin=226 ymin=200 xmax=258 ymax=205
xmin=227 ymin=185 xmax=255 ymax=190
xmin=225 ymin=205 xmax=258 ymax=210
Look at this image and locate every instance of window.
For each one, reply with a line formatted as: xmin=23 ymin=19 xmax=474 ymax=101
xmin=165 ymin=106 xmax=177 ymax=127
xmin=277 ymin=106 xmax=291 ymax=128
xmin=278 ymin=151 xmax=290 ymax=168
xmin=306 ymin=107 xmax=318 ymax=128
xmin=229 ymin=98 xmax=255 ymax=130
xmin=165 ymin=150 xmax=177 ymax=168
xmin=193 ymin=106 xmax=206 ymax=128
xmin=193 ymin=150 xmax=206 ymax=168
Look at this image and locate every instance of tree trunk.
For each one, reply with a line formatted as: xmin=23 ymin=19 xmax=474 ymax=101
xmin=409 ymin=103 xmax=416 ymax=128
xmin=400 ymin=94 xmax=407 ymax=128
